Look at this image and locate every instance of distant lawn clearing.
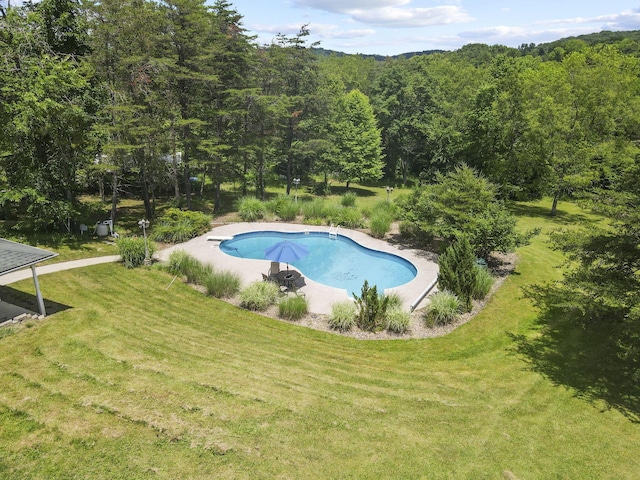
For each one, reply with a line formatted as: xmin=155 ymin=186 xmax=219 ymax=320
xmin=0 ymin=201 xmax=639 ymax=479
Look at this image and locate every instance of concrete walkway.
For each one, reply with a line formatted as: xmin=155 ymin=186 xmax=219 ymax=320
xmin=0 ymin=255 xmax=121 ymax=286
xmin=155 ymin=223 xmax=439 ymax=315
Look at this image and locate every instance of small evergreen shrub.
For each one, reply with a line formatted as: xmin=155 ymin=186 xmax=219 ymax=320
xmin=438 ymin=235 xmax=478 ymax=312
xmin=473 ymin=265 xmax=494 ymax=300
xmin=202 ymin=270 xmax=241 ymax=298
xmin=328 ymin=301 xmax=357 ymax=331
xmin=353 ymin=280 xmax=390 ymax=332
xmin=278 ymin=295 xmax=308 ymax=321
xmin=341 ymin=192 xmax=357 ymax=207
xmin=117 ymin=236 xmax=155 ymax=268
xmin=239 ymin=281 xmax=280 ymax=311
xmin=386 ymin=307 xmax=410 ymax=334
xmin=237 ymin=196 xmax=265 ymax=222
xmin=424 ymin=290 xmax=461 ymax=327
xmin=151 ymin=208 xmax=211 ymax=243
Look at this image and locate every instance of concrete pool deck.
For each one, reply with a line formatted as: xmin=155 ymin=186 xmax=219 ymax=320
xmin=154 ymin=222 xmax=439 ymax=315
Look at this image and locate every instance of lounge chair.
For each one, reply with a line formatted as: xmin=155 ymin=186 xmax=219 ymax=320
xmin=269 ymin=261 xmax=280 ymax=280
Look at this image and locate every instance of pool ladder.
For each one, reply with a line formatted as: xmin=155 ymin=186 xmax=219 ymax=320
xmin=328 ymin=224 xmax=340 ymax=239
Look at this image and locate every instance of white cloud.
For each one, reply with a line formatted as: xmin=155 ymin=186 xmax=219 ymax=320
xmin=294 ymin=0 xmax=473 ymax=28
xmin=536 ymin=9 xmax=640 ymax=28
xmin=294 ymin=0 xmax=410 ymax=14
xmin=350 ymin=5 xmax=473 ymax=27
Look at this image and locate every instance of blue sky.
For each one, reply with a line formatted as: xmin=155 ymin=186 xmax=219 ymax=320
xmin=226 ymin=0 xmax=640 ymax=55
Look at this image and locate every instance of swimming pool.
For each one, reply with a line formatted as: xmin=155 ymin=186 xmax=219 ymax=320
xmin=220 ymin=231 xmax=417 ymax=294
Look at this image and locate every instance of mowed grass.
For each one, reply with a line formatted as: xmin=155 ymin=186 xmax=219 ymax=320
xmin=0 ymin=201 xmax=639 ymax=478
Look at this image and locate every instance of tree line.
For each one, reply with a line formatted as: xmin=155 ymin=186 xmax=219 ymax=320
xmin=1 ymin=0 xmax=639 ymax=230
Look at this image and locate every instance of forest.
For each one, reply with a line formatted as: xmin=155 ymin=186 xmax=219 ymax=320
xmin=1 ymin=1 xmax=639 ymax=354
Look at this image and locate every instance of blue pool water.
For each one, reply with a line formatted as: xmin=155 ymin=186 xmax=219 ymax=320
xmin=220 ymin=231 xmax=417 ymax=294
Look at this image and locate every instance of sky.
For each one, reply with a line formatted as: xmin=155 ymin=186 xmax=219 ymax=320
xmin=225 ymin=0 xmax=640 ymax=56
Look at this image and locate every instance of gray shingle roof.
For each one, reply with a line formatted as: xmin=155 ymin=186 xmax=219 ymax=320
xmin=0 ymin=238 xmax=58 ymax=276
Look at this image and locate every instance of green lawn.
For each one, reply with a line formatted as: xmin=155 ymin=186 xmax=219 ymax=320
xmin=0 ymin=200 xmax=639 ymax=478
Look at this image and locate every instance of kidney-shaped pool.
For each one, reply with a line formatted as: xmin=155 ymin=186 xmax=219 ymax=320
xmin=220 ymin=231 xmax=417 ymax=294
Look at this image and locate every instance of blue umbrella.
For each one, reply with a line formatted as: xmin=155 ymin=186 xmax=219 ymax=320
xmin=264 ymin=240 xmax=309 ymax=268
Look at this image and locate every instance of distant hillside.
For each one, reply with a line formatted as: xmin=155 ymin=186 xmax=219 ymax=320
xmin=312 ymin=30 xmax=640 ymax=61
xmin=311 ymin=47 xmax=445 ymax=61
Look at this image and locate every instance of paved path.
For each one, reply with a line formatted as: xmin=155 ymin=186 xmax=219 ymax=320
xmin=0 ymin=255 xmax=121 ymax=286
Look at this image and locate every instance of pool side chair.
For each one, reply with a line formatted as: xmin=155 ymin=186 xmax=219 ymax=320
xmin=269 ymin=261 xmax=280 ymax=280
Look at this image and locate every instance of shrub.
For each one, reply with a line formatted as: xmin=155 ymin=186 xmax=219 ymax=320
xmin=369 ymin=211 xmax=393 ymax=238
xmin=328 ymin=301 xmax=357 ymax=331
xmin=353 ymin=280 xmax=389 ymax=332
xmin=424 ymin=290 xmax=461 ymax=327
xmin=341 ymin=192 xmax=357 ymax=207
xmin=384 ymin=292 xmax=403 ymax=310
xmin=386 ymin=307 xmax=410 ymax=334
xmin=239 ymin=281 xmax=280 ymax=311
xmin=266 ymin=195 xmax=298 ymax=220
xmin=473 ymin=265 xmax=494 ymax=300
xmin=277 ymin=199 xmax=300 ymax=221
xmin=327 ymin=206 xmax=364 ymax=228
xmin=165 ymin=250 xmax=212 ymax=284
xmin=278 ymin=295 xmax=308 ymax=321
xmin=117 ymin=236 xmax=155 ymax=268
xmin=202 ymin=270 xmax=241 ymax=298
xmin=399 ymin=220 xmax=419 ymax=238
xmin=151 ymin=208 xmax=211 ymax=243
xmin=237 ymin=196 xmax=265 ymax=222
xmin=438 ymin=235 xmax=478 ymax=312
xmin=301 ymin=198 xmax=327 ymax=223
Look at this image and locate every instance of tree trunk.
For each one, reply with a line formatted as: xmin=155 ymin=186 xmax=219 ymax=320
xmin=98 ymin=174 xmax=105 ymax=202
xmin=214 ymin=163 xmax=221 ymax=212
xmin=285 ymin=117 xmax=293 ymax=195
xmin=171 ymin=121 xmax=180 ymax=201
xmin=183 ymin=148 xmax=192 ymax=210
xmin=551 ymin=192 xmax=560 ymax=217
xmin=110 ymin=170 xmax=118 ymax=225
xmin=142 ymin=163 xmax=152 ymax=220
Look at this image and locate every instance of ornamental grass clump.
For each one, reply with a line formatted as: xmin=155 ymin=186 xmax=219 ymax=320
xmin=237 ymin=196 xmax=265 ymax=222
xmin=341 ymin=192 xmax=357 ymax=207
xmin=326 ymin=205 xmax=364 ymax=228
xmin=386 ymin=307 xmax=411 ymax=334
xmin=301 ymin=198 xmax=327 ymax=224
xmin=328 ymin=301 xmax=357 ymax=331
xmin=165 ymin=250 xmax=212 ymax=284
xmin=369 ymin=211 xmax=393 ymax=238
xmin=278 ymin=295 xmax=308 ymax=321
xmin=239 ymin=281 xmax=280 ymax=311
xmin=473 ymin=265 xmax=494 ymax=300
xmin=424 ymin=290 xmax=461 ymax=327
xmin=117 ymin=236 xmax=155 ymax=268
xmin=201 ymin=270 xmax=241 ymax=298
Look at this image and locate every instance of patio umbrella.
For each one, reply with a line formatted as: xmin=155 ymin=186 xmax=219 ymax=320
xmin=264 ymin=240 xmax=309 ymax=269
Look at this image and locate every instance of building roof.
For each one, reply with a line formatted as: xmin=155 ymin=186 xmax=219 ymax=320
xmin=0 ymin=238 xmax=58 ymax=276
